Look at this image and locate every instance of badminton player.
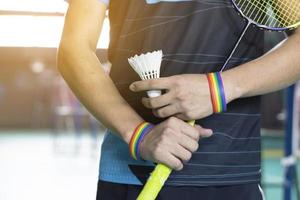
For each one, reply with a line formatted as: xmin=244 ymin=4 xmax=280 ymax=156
xmin=57 ymin=0 xmax=300 ymax=199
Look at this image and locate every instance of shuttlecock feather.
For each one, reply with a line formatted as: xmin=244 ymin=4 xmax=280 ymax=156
xmin=128 ymin=50 xmax=163 ymax=98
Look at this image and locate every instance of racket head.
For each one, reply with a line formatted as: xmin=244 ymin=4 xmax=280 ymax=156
xmin=231 ymin=0 xmax=300 ymax=31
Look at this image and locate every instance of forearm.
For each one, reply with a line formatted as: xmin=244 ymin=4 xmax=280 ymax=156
xmin=57 ymin=44 xmax=143 ymax=143
xmin=223 ymin=29 xmax=300 ymax=101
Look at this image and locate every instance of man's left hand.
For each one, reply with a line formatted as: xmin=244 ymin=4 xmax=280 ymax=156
xmin=130 ymin=74 xmax=214 ymax=121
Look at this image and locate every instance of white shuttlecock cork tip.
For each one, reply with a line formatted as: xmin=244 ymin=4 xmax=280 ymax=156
xmin=128 ymin=50 xmax=163 ymax=97
xmin=147 ymin=90 xmax=162 ymax=98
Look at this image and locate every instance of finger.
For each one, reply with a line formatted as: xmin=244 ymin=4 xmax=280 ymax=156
xmin=178 ymin=134 xmax=199 ymax=153
xmin=142 ymin=92 xmax=174 ymax=109
xmin=130 ymin=77 xmax=171 ymax=92
xmin=180 ymin=126 xmax=200 ymax=141
xmin=156 ymin=152 xmax=183 ymax=171
xmin=164 ymin=117 xmax=199 ymax=139
xmin=175 ymin=113 xmax=189 ymax=121
xmin=174 ymin=120 xmax=200 ymax=140
xmin=195 ymin=125 xmax=213 ymax=138
xmin=154 ymin=104 xmax=180 ymax=118
xmin=171 ymin=144 xmax=192 ymax=164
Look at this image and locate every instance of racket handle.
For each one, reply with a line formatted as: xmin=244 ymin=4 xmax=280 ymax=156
xmin=137 ymin=120 xmax=196 ymax=200
xmin=137 ymin=164 xmax=171 ymax=200
xmin=187 ymin=120 xmax=195 ymax=126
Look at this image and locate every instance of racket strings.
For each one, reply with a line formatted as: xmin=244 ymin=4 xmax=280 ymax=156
xmin=271 ymin=0 xmax=300 ymax=26
xmin=234 ymin=0 xmax=300 ymax=28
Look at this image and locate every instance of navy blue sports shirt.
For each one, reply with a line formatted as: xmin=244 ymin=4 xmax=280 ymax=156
xmin=99 ymin=0 xmax=265 ymax=186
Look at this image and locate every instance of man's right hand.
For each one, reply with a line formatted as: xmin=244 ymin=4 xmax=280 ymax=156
xmin=139 ymin=117 xmax=213 ymax=171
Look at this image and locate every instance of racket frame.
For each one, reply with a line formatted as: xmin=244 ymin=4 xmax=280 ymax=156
xmin=231 ymin=0 xmax=300 ymax=31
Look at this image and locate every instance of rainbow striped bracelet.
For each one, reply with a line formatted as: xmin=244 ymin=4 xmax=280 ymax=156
xmin=129 ymin=122 xmax=154 ymax=160
xmin=206 ymin=72 xmax=227 ymax=113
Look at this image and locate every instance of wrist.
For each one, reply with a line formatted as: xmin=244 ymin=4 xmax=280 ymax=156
xmin=221 ymin=70 xmax=243 ymax=103
xmin=119 ymin=118 xmax=145 ymax=144
xmin=129 ymin=122 xmax=154 ymax=160
xmin=206 ymin=72 xmax=227 ymax=113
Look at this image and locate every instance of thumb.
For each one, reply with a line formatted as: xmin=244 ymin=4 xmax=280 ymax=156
xmin=194 ymin=125 xmax=213 ymax=138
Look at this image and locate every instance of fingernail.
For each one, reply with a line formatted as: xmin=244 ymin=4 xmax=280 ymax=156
xmin=129 ymin=84 xmax=135 ymax=91
xmin=206 ymin=129 xmax=213 ymax=135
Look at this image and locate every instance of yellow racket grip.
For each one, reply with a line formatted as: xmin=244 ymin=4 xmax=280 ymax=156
xmin=137 ymin=164 xmax=171 ymax=200
xmin=137 ymin=120 xmax=196 ymax=200
xmin=188 ymin=120 xmax=195 ymax=126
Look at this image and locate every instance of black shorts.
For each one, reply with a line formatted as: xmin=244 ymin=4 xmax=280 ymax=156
xmin=96 ymin=180 xmax=264 ymax=200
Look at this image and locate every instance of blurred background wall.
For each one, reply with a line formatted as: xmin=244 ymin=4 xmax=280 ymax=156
xmin=0 ymin=0 xmax=110 ymax=130
xmin=0 ymin=1 xmax=299 ymax=200
xmin=0 ymin=47 xmax=108 ymax=129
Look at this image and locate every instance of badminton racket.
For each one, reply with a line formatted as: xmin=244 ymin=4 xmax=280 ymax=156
xmin=138 ymin=1 xmax=300 ymax=199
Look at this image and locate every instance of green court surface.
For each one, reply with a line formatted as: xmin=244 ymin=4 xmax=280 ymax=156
xmin=0 ymin=129 xmax=298 ymax=200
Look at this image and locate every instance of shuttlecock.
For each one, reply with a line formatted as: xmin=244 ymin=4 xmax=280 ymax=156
xmin=128 ymin=50 xmax=163 ymax=98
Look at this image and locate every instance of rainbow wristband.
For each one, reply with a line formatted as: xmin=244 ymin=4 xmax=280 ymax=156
xmin=206 ymin=72 xmax=227 ymax=113
xmin=129 ymin=122 xmax=154 ymax=160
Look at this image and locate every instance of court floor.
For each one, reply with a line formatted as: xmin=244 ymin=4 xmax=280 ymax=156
xmin=0 ymin=130 xmax=298 ymax=200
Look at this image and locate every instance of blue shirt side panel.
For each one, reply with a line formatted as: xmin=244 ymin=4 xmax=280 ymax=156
xmin=99 ymin=130 xmax=154 ymax=185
